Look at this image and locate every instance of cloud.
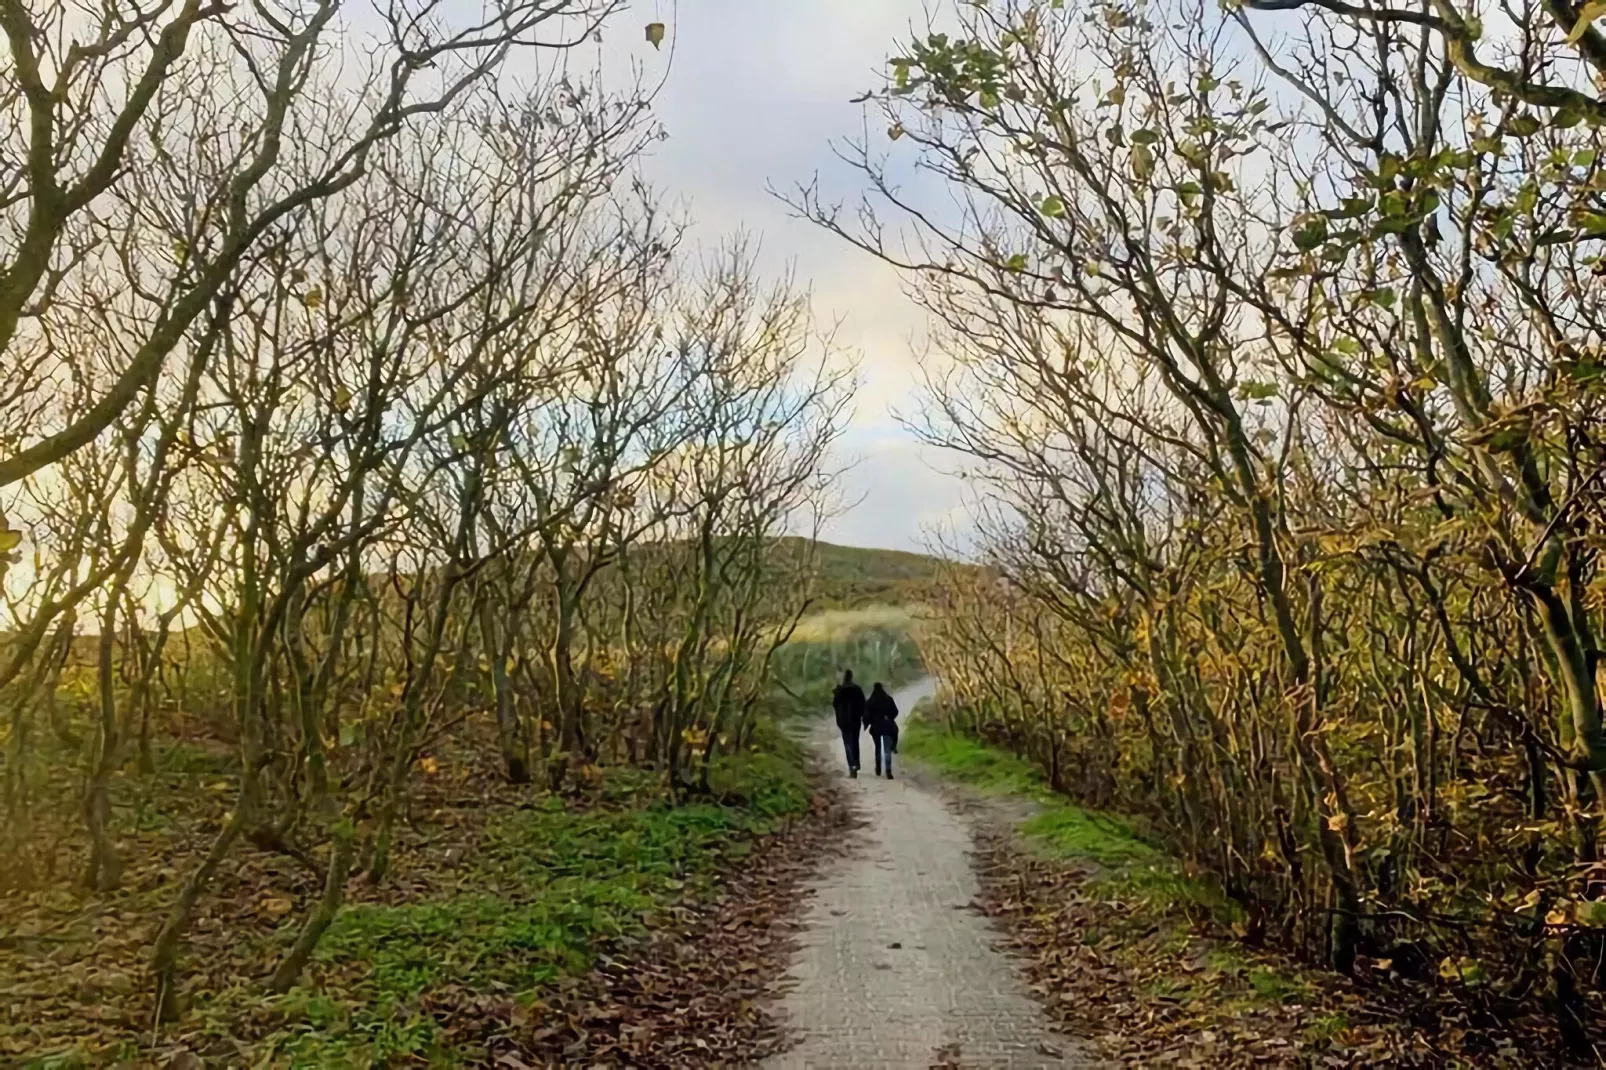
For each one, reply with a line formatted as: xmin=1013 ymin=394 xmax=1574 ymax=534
xmin=510 ymin=0 xmax=974 ymax=552
xmin=822 ymin=429 xmax=972 ymax=554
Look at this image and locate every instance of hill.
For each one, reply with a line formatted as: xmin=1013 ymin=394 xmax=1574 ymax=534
xmin=774 ymin=537 xmax=960 ymax=610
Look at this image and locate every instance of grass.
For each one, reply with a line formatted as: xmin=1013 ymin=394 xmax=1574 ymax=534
xmin=255 ymin=745 xmax=812 ymax=1066
xmin=900 ymin=720 xmax=1200 ymax=906
xmin=769 ymin=603 xmax=927 ymax=719
xmin=784 ymin=538 xmax=961 ymax=610
xmin=898 ymin=725 xmax=1045 ymax=797
xmin=899 ymin=718 xmax=1331 ymax=1014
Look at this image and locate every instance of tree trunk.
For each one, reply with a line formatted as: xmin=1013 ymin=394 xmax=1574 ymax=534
xmin=269 ymin=819 xmax=354 ymax=992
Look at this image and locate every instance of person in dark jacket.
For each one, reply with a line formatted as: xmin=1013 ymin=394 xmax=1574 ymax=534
xmin=866 ymin=682 xmax=900 ymax=778
xmin=832 ymin=669 xmax=867 ymax=777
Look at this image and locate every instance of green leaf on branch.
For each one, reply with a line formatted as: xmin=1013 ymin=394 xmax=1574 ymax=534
xmin=1577 ymin=211 xmax=1606 ymax=236
xmin=1507 ymin=114 xmax=1542 ymax=137
xmin=1292 ymin=214 xmax=1329 ymax=251
xmin=645 ymin=22 xmax=666 ymax=49
xmin=1326 ymin=195 xmax=1373 ymax=220
xmin=1039 ymin=195 xmax=1066 ymax=219
xmin=1005 ymin=253 xmax=1029 ymax=272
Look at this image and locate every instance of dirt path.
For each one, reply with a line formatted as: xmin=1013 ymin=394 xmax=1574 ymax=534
xmin=764 ymin=679 xmax=1093 ymax=1069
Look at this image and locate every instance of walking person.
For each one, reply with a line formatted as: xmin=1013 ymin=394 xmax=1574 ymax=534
xmin=832 ymin=669 xmax=867 ymax=778
xmin=866 ymin=682 xmax=899 ymax=779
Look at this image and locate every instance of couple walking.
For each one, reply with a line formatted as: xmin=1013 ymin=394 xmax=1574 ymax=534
xmin=831 ymin=670 xmax=899 ymax=779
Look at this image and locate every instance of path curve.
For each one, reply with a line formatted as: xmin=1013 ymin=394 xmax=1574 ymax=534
xmin=764 ymin=678 xmax=1093 ymax=1069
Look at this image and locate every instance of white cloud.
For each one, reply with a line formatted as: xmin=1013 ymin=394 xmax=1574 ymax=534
xmin=555 ymin=0 xmax=974 ymax=552
xmin=506 ymin=0 xmax=1341 ymax=560
xmin=823 ymin=430 xmax=971 ymax=554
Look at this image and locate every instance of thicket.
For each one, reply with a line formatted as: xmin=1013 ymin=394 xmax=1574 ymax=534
xmin=796 ymin=0 xmax=1606 ymax=1051
xmin=0 ymin=0 xmax=856 ymax=1043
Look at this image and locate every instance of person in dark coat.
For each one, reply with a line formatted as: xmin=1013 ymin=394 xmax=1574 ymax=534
xmin=832 ymin=669 xmax=867 ymax=778
xmin=866 ymin=682 xmax=899 ymax=778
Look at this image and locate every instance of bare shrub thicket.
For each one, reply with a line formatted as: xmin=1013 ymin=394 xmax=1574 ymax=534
xmin=0 ymin=0 xmax=849 ymax=1018
xmin=794 ymin=0 xmax=1606 ymax=1049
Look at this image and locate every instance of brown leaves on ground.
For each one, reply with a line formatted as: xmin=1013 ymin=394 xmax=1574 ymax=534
xmin=0 ymin=727 xmax=544 ymax=1064
xmin=969 ymin=822 xmax=1561 ymax=1068
xmin=436 ymin=776 xmax=860 ymax=1068
xmin=0 ymin=722 xmax=853 ymax=1067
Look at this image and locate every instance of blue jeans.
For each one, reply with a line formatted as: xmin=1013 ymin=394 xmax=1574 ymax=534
xmin=873 ymin=733 xmax=894 ymax=775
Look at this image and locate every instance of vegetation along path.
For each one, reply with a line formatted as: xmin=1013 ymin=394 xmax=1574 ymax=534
xmin=765 ymin=678 xmax=1093 ymax=1069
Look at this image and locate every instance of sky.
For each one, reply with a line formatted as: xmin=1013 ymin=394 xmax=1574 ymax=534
xmin=585 ymin=0 xmax=976 ymax=554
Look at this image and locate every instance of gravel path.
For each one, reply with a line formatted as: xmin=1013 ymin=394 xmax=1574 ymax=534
xmin=764 ymin=678 xmax=1093 ymax=1069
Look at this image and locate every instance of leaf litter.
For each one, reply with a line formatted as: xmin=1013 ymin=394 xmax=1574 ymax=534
xmin=966 ymin=815 xmax=1572 ymax=1068
xmin=0 ymin=722 xmax=857 ymax=1068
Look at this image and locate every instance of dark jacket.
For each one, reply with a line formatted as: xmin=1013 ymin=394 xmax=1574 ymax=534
xmin=832 ymin=680 xmax=866 ymax=731
xmin=866 ymin=685 xmax=899 ymax=737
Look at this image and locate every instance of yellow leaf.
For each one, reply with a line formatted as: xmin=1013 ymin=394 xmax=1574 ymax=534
xmin=302 ymin=286 xmax=323 ymax=310
xmin=888 ymin=123 xmax=904 ymax=141
xmin=1131 ymin=142 xmax=1154 ymax=180
xmin=645 ymin=21 xmax=665 ymax=49
xmin=420 ymin=756 xmax=439 ymax=775
xmin=1569 ymin=0 xmax=1606 ymax=44
xmin=0 ymin=529 xmax=20 ymax=553
xmin=262 ymin=896 xmax=294 ymax=918
xmin=333 ymin=384 xmax=353 ymax=411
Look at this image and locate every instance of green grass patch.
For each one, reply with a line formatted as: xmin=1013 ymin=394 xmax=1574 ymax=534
xmin=769 ymin=605 xmax=926 ymax=719
xmin=1301 ymin=1010 xmax=1350 ymax=1045
xmin=900 ymin=722 xmax=1046 ymax=797
xmin=1020 ymin=807 xmax=1161 ymax=869
xmin=258 ymin=743 xmax=813 ymax=1065
xmin=1246 ymin=963 xmax=1312 ymax=1002
xmin=902 ymin=720 xmax=1229 ymax=916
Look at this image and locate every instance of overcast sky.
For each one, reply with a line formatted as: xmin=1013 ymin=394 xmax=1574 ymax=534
xmin=592 ymin=1 xmax=975 ymax=554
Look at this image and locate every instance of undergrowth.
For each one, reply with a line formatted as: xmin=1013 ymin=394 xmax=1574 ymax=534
xmin=900 ymin=718 xmax=1317 ymax=1010
xmin=250 ymin=747 xmax=811 ymax=1066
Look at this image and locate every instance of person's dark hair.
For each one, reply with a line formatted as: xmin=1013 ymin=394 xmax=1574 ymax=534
xmin=872 ymin=682 xmax=885 ymax=693
xmin=842 ymin=669 xmax=854 ymax=684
